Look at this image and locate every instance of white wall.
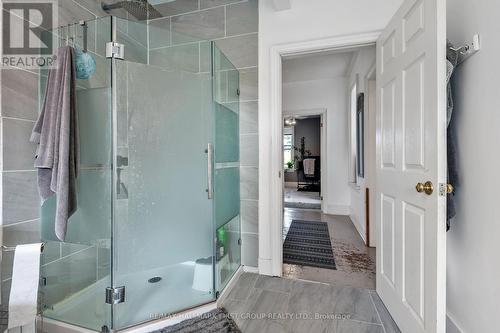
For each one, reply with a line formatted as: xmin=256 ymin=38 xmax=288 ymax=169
xmin=283 ymin=78 xmax=350 ymax=214
xmin=446 ymin=0 xmax=500 ymax=331
xmin=258 ymin=0 xmax=403 ymax=274
xmin=346 ymin=46 xmax=376 ymax=244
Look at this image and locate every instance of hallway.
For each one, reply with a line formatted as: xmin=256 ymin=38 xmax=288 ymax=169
xmin=283 ymin=208 xmax=375 ymax=289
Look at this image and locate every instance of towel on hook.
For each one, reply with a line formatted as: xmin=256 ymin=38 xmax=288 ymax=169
xmin=30 ymin=46 xmax=79 ymax=241
xmin=446 ymin=41 xmax=460 ymax=231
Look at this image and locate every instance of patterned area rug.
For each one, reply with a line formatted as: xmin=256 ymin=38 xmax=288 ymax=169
xmin=283 ymin=220 xmax=336 ymax=270
xmin=151 ymin=308 xmax=241 ymax=333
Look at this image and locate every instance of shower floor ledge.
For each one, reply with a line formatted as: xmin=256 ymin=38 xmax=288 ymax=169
xmin=39 ymin=266 xmax=245 ymax=333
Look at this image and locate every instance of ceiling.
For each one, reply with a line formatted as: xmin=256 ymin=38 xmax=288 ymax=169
xmin=282 ymin=45 xmax=374 ymax=83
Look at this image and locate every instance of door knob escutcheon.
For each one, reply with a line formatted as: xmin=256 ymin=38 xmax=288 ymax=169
xmin=416 ymin=181 xmax=434 ymax=195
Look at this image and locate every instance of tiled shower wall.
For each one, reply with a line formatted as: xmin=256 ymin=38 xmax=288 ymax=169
xmin=0 ymin=0 xmax=258 ymax=303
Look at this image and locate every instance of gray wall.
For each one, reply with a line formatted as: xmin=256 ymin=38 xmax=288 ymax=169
xmin=294 ymin=117 xmax=321 ymax=156
xmin=0 ymin=0 xmax=259 ymax=305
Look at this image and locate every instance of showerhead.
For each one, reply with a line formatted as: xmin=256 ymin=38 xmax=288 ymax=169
xmin=102 ymin=0 xmax=162 ymax=20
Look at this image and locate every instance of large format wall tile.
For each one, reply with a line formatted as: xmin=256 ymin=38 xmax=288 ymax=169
xmin=1 ymin=219 xmax=40 ymax=280
xmin=74 ymin=0 xmax=108 ymax=17
xmin=240 ymin=133 xmax=258 ymax=166
xmin=2 ymin=118 xmax=36 ymax=171
xmin=239 ymin=67 xmax=258 ymax=101
xmin=58 ymin=0 xmax=95 ymax=26
xmin=200 ymin=0 xmax=242 ymax=10
xmin=241 ymin=232 xmax=258 ymax=266
xmin=149 ymin=17 xmax=171 ymax=49
xmin=239 ymin=101 xmax=258 ymax=134
xmin=241 ymin=199 xmax=258 ymax=234
xmin=2 ymin=171 xmax=40 ymax=225
xmin=171 ymin=7 xmax=225 ymax=45
xmin=215 ymin=33 xmax=258 ymax=68
xmin=154 ymin=0 xmax=199 ymax=17
xmin=226 ymin=0 xmax=258 ymax=36
xmin=1 ymin=68 xmax=39 ymax=120
xmin=149 ymin=43 xmax=200 ymax=72
xmin=240 ymin=166 xmax=258 ymax=200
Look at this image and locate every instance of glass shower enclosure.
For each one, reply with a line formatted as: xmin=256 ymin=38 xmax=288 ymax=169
xmin=39 ymin=16 xmax=241 ymax=332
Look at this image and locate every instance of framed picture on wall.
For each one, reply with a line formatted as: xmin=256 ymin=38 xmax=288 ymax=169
xmin=356 ymin=93 xmax=365 ymax=178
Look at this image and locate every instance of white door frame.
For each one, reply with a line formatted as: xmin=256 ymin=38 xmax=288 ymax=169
xmin=259 ymin=31 xmax=381 ymax=276
xmin=283 ymin=108 xmax=327 ymax=212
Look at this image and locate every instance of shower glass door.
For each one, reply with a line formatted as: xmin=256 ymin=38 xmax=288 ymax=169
xmin=212 ymin=42 xmax=241 ymax=293
xmin=111 ymin=19 xmax=240 ymax=330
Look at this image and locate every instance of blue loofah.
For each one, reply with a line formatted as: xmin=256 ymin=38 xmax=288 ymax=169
xmin=75 ymin=47 xmax=96 ymax=80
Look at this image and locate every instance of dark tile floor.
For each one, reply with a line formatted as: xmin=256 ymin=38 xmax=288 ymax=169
xmin=222 ymin=273 xmax=400 ymax=333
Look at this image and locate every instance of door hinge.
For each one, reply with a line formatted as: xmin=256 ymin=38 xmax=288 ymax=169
xmin=236 ymin=88 xmax=241 ymax=96
xmin=238 ymin=238 xmax=242 ymax=246
xmin=106 ymin=286 xmax=125 ymax=304
xmin=39 ymin=277 xmax=47 ymax=286
xmin=439 ymin=183 xmax=447 ymax=197
xmin=320 ymin=123 xmax=323 ymax=128
xmin=106 ymin=42 xmax=125 ymax=59
xmin=320 ymin=196 xmax=323 ymax=201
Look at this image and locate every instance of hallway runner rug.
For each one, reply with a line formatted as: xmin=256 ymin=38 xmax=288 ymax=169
xmin=283 ymin=220 xmax=337 ymax=270
xmin=151 ymin=308 xmax=241 ymax=333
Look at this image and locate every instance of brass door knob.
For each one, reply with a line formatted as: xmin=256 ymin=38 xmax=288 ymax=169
xmin=446 ymin=184 xmax=454 ymax=194
xmin=416 ymin=181 xmax=434 ymax=195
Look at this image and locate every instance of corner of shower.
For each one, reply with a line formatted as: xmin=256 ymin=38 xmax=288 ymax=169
xmin=38 ymin=15 xmax=241 ymax=332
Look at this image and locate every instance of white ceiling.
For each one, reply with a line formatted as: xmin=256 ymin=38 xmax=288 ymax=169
xmin=282 ymin=50 xmax=354 ymax=83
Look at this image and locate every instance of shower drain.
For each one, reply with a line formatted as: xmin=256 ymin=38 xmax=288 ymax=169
xmin=148 ymin=276 xmax=162 ymax=283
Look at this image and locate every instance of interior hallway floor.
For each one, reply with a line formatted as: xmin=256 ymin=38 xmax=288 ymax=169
xmin=283 ymin=208 xmax=375 ymax=289
xmin=222 ymin=273 xmax=400 ymax=333
xmin=284 ymin=186 xmax=322 ymax=209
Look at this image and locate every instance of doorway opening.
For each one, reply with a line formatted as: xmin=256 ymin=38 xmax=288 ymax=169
xmin=280 ymin=45 xmax=378 ymax=289
xmin=283 ymin=114 xmax=323 ymax=210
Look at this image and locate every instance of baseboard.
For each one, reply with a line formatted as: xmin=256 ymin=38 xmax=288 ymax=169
xmin=325 ymin=204 xmax=350 ymax=215
xmin=242 ymin=265 xmax=259 ymax=274
xmin=258 ymin=258 xmax=273 ymax=276
xmin=349 ymin=213 xmax=367 ymax=244
xmin=447 ymin=313 xmax=465 ymax=333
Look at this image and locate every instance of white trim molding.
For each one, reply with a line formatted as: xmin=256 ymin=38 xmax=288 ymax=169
xmin=258 ymin=31 xmax=381 ymax=277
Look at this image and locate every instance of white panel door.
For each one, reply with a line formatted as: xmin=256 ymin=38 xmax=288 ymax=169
xmin=376 ymin=0 xmax=447 ymax=332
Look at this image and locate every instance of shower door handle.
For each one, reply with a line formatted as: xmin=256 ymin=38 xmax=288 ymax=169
xmin=207 ymin=143 xmax=214 ymax=199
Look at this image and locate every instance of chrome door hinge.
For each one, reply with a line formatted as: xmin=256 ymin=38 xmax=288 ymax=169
xmin=39 ymin=277 xmax=47 ymax=286
xmin=238 ymin=238 xmax=242 ymax=246
xmin=106 ymin=286 xmax=125 ymax=304
xmin=106 ymin=42 xmax=125 ymax=59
